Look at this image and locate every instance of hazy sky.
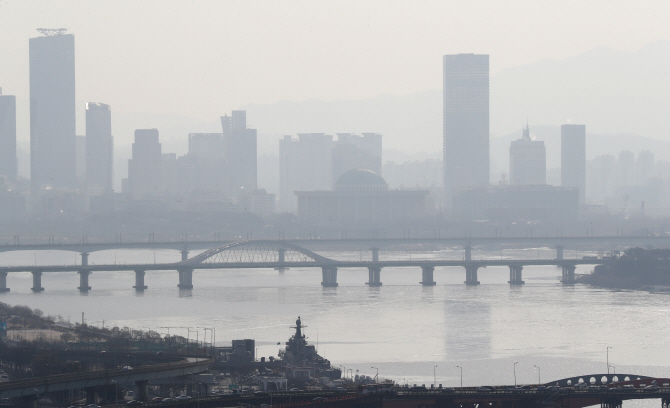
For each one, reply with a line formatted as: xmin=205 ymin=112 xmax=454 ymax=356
xmin=2 ymin=0 xmax=670 ymax=147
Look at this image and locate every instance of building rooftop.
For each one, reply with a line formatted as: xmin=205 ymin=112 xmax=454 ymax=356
xmin=335 ymin=168 xmax=387 ymax=188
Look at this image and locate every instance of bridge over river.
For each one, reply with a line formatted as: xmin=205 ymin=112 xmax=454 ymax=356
xmin=0 ymin=240 xmax=606 ymax=293
xmin=0 ymin=357 xmax=211 ymax=404
xmin=10 ymin=372 xmax=669 ymax=408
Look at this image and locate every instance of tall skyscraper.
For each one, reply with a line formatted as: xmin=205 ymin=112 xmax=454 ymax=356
xmin=509 ymin=124 xmax=546 ymax=185
xmin=221 ymin=110 xmax=257 ymax=198
xmin=86 ymin=103 xmax=113 ymax=194
xmin=127 ymin=129 xmax=162 ymax=199
xmin=0 ymin=88 xmax=17 ymax=181
xmin=443 ymin=54 xmax=490 ymax=207
xmin=561 ymin=124 xmax=586 ymax=204
xmin=29 ymin=30 xmax=76 ymax=190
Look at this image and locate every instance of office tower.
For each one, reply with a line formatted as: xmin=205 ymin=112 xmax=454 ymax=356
xmin=443 ymin=53 xmax=490 ymax=206
xmin=75 ymin=135 xmax=86 ymax=181
xmin=332 ymin=133 xmax=383 ymax=183
xmin=221 ymin=110 xmax=257 ymax=198
xmin=509 ymin=124 xmax=546 ymax=185
xmin=187 ymin=133 xmax=226 ymax=192
xmin=86 ymin=103 xmax=113 ymax=194
xmin=0 ymin=88 xmax=17 ymax=181
xmin=127 ymin=129 xmax=162 ymax=199
xmin=617 ymin=150 xmax=635 ymax=187
xmin=29 ymin=30 xmax=76 ymax=190
xmin=561 ymin=124 xmax=586 ymax=204
xmin=279 ymin=133 xmax=334 ymax=212
xmin=636 ymin=150 xmax=654 ymax=185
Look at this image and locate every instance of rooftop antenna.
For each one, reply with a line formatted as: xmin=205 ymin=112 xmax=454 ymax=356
xmin=36 ymin=28 xmax=67 ymax=36
xmin=522 ymin=119 xmax=531 ymax=141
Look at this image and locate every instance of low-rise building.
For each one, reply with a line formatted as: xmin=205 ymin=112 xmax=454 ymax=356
xmin=295 ymin=169 xmax=429 ymax=226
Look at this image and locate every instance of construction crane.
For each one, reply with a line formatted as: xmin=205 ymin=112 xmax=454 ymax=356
xmin=36 ymin=28 xmax=67 ymax=36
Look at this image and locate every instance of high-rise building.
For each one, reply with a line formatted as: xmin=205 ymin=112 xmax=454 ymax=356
xmin=187 ymin=133 xmax=226 ymax=192
xmin=443 ymin=53 xmax=490 ymax=207
xmin=509 ymin=124 xmax=546 ymax=185
xmin=29 ymin=31 xmax=76 ymax=190
xmin=86 ymin=103 xmax=113 ymax=194
xmin=561 ymin=124 xmax=586 ymax=204
xmin=127 ymin=129 xmax=162 ymax=199
xmin=221 ymin=110 xmax=257 ymax=198
xmin=279 ymin=133 xmax=334 ymax=213
xmin=0 ymin=88 xmax=17 ymax=181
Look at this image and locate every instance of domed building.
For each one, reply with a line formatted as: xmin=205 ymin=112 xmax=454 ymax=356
xmin=295 ymin=168 xmax=429 ymax=226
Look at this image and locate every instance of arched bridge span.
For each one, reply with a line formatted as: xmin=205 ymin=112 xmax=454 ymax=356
xmin=548 ymin=373 xmax=654 ymax=387
xmin=180 ymin=240 xmax=335 ymax=266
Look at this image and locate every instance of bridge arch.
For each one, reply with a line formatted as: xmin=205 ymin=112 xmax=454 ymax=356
xmin=548 ymin=374 xmax=653 ymax=387
xmin=180 ymin=240 xmax=335 ymax=266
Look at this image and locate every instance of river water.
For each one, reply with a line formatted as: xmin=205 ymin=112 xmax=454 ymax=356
xmin=0 ymin=246 xmax=668 ymax=406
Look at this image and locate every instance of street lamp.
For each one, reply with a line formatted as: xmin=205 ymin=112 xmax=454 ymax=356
xmin=371 ymin=367 xmax=378 ymax=382
xmin=434 ymin=365 xmax=438 ymax=388
xmin=607 ymin=346 xmax=612 ymax=374
xmin=533 ymin=365 xmax=541 ymax=385
xmin=513 ymin=362 xmax=518 ymax=386
xmin=609 ymin=365 xmax=616 ymax=375
xmin=456 ymin=366 xmax=462 ymax=388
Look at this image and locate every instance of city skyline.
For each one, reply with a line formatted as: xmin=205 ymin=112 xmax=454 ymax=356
xmin=2 ymin=2 xmax=670 ymax=157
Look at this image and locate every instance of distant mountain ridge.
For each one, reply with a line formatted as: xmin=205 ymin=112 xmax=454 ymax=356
xmin=238 ymin=40 xmax=670 ymax=156
xmin=71 ymin=41 xmax=670 ymax=188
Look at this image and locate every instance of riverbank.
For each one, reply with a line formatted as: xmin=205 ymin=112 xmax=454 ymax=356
xmin=577 ymin=247 xmax=670 ymax=290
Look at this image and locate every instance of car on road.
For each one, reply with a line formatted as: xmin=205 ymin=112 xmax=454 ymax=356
xmin=176 ymin=395 xmax=192 ymax=401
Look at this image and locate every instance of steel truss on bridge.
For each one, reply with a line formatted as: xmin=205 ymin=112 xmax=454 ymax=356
xmin=0 ymin=240 xmax=605 ymax=293
xmin=395 ymin=375 xmax=670 ymax=408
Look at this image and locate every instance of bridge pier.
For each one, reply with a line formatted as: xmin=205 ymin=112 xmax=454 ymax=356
xmin=561 ymin=265 xmax=576 ymax=284
xmin=508 ymin=265 xmax=525 ymax=285
xmin=321 ymin=266 xmax=338 ymax=287
xmin=31 ymin=270 xmax=44 ymax=292
xmin=178 ymin=268 xmax=193 ymax=289
xmin=372 ymin=247 xmax=379 ymax=262
xmin=134 ymin=270 xmax=148 ymax=291
xmin=662 ymin=397 xmax=670 ymax=408
xmin=465 ymin=265 xmax=480 ymax=285
xmin=80 ymin=252 xmax=89 ymax=266
xmin=366 ymin=267 xmax=382 ymax=286
xmin=0 ymin=271 xmax=9 ymax=293
xmin=180 ymin=249 xmax=189 ymax=262
xmin=78 ymin=270 xmax=92 ymax=292
xmin=275 ymin=248 xmax=287 ymax=273
xmin=420 ymin=266 xmax=436 ymax=286
xmin=85 ymin=386 xmax=98 ymax=405
xmin=135 ymin=380 xmax=149 ymax=402
xmin=557 ymin=245 xmax=564 ymax=260
xmin=601 ymin=398 xmax=622 ymax=408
